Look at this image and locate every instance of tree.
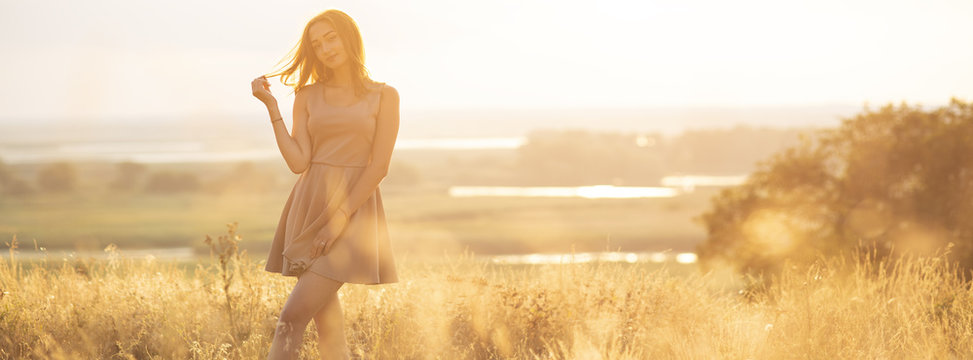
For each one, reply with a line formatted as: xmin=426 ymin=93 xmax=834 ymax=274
xmin=0 ymin=158 xmax=33 ymax=196
xmin=516 ymin=129 xmax=666 ymax=185
xmin=36 ymin=162 xmax=77 ymax=193
xmin=696 ymin=99 xmax=973 ymax=274
xmin=665 ymin=126 xmax=804 ymax=174
xmin=145 ymin=171 xmax=200 ymax=193
xmin=109 ymin=161 xmax=147 ymax=191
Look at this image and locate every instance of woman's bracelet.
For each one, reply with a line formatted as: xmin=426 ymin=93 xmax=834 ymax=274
xmin=271 ymin=117 xmax=283 ymax=124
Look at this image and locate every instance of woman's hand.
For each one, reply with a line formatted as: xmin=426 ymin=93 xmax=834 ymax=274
xmin=310 ymin=214 xmax=350 ymax=258
xmin=251 ymin=75 xmax=277 ymax=105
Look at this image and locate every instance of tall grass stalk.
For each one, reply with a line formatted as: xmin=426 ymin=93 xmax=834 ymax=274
xmin=203 ymin=222 xmax=248 ymax=346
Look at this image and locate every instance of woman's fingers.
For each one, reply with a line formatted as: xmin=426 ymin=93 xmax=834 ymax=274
xmin=309 ymin=238 xmax=335 ymax=258
xmin=251 ymin=79 xmax=264 ymax=92
xmin=256 ymin=78 xmax=271 ymax=92
xmin=250 ymin=76 xmax=277 ymax=104
xmin=323 ymin=239 xmax=334 ymax=255
xmin=251 ymin=77 xmax=270 ymax=88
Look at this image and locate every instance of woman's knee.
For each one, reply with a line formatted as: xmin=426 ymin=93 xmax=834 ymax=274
xmin=278 ymin=306 xmax=312 ymax=329
xmin=277 ymin=272 xmax=344 ymax=331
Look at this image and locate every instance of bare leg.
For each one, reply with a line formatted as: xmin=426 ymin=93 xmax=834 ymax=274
xmin=313 ymin=289 xmax=351 ymax=359
xmin=267 ymin=272 xmax=344 ymax=360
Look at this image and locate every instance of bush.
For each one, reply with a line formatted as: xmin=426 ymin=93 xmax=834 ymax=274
xmin=697 ymin=98 xmax=973 ymax=274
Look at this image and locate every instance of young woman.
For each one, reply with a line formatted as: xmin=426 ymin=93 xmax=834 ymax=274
xmin=250 ymin=9 xmax=399 ymax=360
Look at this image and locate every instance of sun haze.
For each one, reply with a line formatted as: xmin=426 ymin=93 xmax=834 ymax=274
xmin=0 ymin=0 xmax=972 ymax=122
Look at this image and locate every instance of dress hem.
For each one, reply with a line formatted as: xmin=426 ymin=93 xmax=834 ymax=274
xmin=263 ymin=267 xmax=399 ymax=285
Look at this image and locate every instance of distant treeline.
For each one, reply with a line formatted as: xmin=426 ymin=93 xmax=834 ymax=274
xmin=0 ymin=160 xmax=279 ymax=196
xmin=0 ymin=125 xmax=809 ymax=195
xmin=514 ymin=125 xmax=808 ymax=186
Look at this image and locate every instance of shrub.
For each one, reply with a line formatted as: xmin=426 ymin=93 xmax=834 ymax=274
xmin=697 ymin=98 xmax=973 ymax=274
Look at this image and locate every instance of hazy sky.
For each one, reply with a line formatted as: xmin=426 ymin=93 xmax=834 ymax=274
xmin=2 ymin=0 xmax=973 ymax=122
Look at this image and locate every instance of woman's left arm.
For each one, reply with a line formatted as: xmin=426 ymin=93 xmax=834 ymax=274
xmin=311 ymin=85 xmax=399 ymax=257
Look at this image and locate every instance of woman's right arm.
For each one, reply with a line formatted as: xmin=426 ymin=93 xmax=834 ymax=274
xmin=269 ymin=90 xmax=312 ymax=173
xmin=252 ymin=76 xmax=311 ymax=173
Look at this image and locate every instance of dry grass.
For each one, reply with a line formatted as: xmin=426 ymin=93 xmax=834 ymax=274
xmin=1 ymin=225 xmax=972 ymax=359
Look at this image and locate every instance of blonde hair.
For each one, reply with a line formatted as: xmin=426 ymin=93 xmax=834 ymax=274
xmin=266 ymin=9 xmax=373 ymax=96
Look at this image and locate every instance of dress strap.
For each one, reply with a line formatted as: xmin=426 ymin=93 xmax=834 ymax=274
xmin=371 ymin=82 xmax=386 ymax=117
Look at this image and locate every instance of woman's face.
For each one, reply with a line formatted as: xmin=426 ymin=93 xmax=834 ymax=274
xmin=309 ymin=21 xmax=347 ymax=70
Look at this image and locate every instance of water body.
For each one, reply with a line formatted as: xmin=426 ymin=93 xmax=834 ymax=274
xmin=0 ymin=137 xmax=527 ymax=164
xmin=449 ymin=185 xmax=681 ymax=199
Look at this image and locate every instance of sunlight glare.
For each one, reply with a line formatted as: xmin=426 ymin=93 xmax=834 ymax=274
xmin=449 ymin=185 xmax=678 ymax=199
xmin=675 ymin=253 xmax=698 ymax=264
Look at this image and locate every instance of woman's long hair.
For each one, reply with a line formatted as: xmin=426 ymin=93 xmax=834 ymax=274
xmin=266 ymin=9 xmax=373 ymax=96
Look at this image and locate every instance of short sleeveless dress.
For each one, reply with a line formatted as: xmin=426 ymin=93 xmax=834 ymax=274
xmin=264 ymin=81 xmax=398 ymax=285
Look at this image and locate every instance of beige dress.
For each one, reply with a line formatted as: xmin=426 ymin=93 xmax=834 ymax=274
xmin=264 ymin=81 xmax=398 ymax=285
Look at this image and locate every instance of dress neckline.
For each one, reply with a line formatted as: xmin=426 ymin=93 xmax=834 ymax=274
xmin=320 ymin=85 xmax=367 ymax=109
xmin=322 ymin=96 xmax=367 ymax=109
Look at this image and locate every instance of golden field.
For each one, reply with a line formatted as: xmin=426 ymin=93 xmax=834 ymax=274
xmin=1 ymin=225 xmax=971 ymax=359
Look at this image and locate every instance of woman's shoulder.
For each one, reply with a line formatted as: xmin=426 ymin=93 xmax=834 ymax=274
xmin=295 ymin=82 xmax=321 ymax=98
xmin=366 ymin=80 xmax=397 ymax=99
xmin=364 ymin=79 xmax=388 ymax=92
